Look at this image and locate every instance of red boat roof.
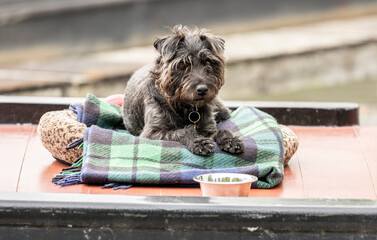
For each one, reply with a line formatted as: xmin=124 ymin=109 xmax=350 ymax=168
xmin=2 ymin=124 xmax=376 ymax=199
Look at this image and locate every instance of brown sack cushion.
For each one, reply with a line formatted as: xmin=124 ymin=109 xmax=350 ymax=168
xmin=37 ymin=110 xmax=86 ymax=165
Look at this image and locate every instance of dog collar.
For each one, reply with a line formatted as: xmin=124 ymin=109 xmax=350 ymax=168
xmin=188 ymin=106 xmax=200 ymax=130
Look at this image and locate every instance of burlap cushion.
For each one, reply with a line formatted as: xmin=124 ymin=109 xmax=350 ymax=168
xmin=37 ymin=110 xmax=86 ymax=165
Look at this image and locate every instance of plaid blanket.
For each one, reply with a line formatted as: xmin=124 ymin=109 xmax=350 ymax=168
xmin=54 ymin=94 xmax=284 ymax=189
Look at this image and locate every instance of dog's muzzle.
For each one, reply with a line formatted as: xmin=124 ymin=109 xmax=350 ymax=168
xmin=196 ymin=84 xmax=208 ymax=96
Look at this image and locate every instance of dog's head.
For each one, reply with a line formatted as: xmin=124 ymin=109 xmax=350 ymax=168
xmin=151 ymin=25 xmax=226 ymax=108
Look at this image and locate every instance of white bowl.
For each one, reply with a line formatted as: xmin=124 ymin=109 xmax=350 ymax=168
xmin=193 ymin=173 xmax=258 ymax=197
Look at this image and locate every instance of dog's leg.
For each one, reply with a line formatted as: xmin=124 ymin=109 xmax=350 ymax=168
xmin=137 ymin=104 xmax=215 ymax=156
xmin=187 ymin=134 xmax=216 ymax=156
xmin=198 ymin=103 xmax=243 ymax=154
xmin=140 ymin=125 xmax=215 ymax=156
xmin=212 ymin=97 xmax=231 ymax=124
xmin=213 ymin=129 xmax=244 ymax=154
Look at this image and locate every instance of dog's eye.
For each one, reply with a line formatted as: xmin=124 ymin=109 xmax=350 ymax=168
xmin=205 ymin=61 xmax=211 ymax=67
xmin=178 ymin=62 xmax=186 ymax=70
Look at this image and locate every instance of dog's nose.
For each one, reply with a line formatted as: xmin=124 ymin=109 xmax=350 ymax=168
xmin=196 ymin=85 xmax=208 ymax=96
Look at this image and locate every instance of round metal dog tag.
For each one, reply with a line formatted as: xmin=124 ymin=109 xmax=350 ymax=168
xmin=188 ymin=111 xmax=200 ymax=123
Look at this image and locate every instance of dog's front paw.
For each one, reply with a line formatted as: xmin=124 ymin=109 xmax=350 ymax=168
xmin=190 ymin=138 xmax=215 ymax=156
xmin=220 ymin=137 xmax=244 ymax=154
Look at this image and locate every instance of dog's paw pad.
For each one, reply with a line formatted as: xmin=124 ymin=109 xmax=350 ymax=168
xmin=220 ymin=137 xmax=244 ymax=154
xmin=192 ymin=138 xmax=215 ymax=156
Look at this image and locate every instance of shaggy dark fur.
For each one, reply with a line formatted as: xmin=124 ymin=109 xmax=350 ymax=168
xmin=122 ymin=25 xmax=244 ymax=156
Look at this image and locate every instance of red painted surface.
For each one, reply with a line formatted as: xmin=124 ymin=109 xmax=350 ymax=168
xmin=1 ymin=125 xmax=376 ymax=199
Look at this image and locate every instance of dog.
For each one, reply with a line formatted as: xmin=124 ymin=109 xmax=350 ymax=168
xmin=122 ymin=25 xmax=244 ymax=156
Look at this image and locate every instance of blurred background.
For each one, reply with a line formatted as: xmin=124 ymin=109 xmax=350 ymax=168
xmin=0 ymin=0 xmax=376 ymax=125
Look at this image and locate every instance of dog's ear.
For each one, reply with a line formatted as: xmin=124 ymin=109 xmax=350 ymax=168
xmin=153 ymin=36 xmax=168 ymax=52
xmin=153 ymin=35 xmax=182 ymax=60
xmin=200 ymin=33 xmax=225 ymax=56
xmin=154 ymin=25 xmax=186 ymax=59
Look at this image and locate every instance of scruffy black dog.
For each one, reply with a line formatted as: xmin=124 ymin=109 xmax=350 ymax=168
xmin=122 ymin=25 xmax=244 ymax=156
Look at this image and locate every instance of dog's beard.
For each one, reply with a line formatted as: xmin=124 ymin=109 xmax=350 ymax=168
xmin=156 ymin=70 xmax=221 ymax=109
xmin=178 ymin=81 xmax=218 ymax=107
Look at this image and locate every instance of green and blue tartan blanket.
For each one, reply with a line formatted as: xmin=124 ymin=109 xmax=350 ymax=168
xmin=54 ymin=94 xmax=284 ymax=189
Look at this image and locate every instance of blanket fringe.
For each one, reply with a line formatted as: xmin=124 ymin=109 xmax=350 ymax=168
xmin=52 ymin=157 xmax=83 ymax=187
xmin=66 ymin=138 xmax=84 ymax=150
xmin=101 ymin=183 xmax=133 ymax=190
xmin=52 ymin=173 xmax=82 ymax=187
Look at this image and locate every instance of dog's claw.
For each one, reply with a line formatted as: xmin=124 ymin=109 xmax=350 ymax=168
xmin=191 ymin=138 xmax=215 ymax=156
xmin=220 ymin=137 xmax=244 ymax=154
